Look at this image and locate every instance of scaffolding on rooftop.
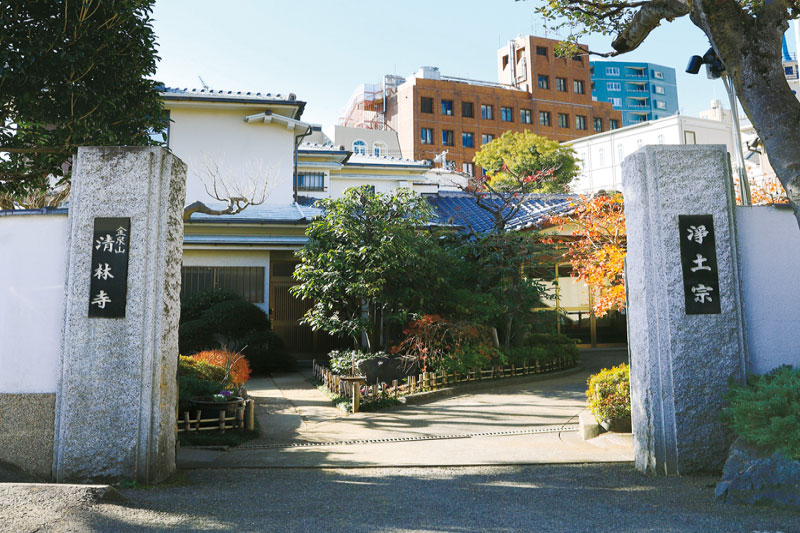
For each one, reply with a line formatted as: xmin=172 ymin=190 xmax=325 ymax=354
xmin=338 ymin=76 xmax=403 ymax=130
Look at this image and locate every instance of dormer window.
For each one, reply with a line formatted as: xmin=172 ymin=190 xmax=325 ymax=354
xmin=372 ymin=141 xmax=387 ymax=157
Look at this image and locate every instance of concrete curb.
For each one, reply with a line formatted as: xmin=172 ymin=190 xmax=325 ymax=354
xmin=578 ymin=411 xmax=603 ymax=440
xmin=0 ymin=483 xmax=126 ymax=503
xmin=398 ymin=365 xmax=585 ymax=406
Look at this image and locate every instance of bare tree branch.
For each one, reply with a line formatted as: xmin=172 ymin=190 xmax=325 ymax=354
xmin=183 ymin=155 xmax=274 ymax=221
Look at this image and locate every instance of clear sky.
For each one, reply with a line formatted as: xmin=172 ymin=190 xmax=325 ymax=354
xmin=151 ymin=0 xmax=795 ymax=138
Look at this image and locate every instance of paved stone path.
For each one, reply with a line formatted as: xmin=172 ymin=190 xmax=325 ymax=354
xmin=178 ymin=349 xmax=634 ymax=468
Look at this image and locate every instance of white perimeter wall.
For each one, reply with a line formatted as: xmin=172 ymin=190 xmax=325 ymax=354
xmin=0 ymin=214 xmax=68 ymax=393
xmin=736 ymin=206 xmax=800 ymax=375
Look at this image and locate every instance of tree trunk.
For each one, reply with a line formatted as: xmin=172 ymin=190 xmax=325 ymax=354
xmin=692 ymin=0 xmax=800 ymax=229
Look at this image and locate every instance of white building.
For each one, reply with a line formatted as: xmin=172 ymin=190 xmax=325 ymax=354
xmin=565 ymin=114 xmax=737 ymax=194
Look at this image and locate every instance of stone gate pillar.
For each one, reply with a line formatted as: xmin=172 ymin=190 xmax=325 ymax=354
xmin=53 ymin=147 xmax=186 ymax=483
xmin=622 ymin=145 xmax=746 ymax=475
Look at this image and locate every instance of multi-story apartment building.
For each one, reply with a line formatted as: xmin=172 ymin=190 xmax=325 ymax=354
xmin=590 ymin=61 xmax=679 ymax=127
xmin=342 ymin=36 xmax=620 ymax=176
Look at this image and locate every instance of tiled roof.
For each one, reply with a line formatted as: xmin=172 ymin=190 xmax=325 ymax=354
xmin=185 ymin=201 xmax=323 ymax=224
xmin=298 ymin=142 xmax=431 ymax=167
xmin=298 ymin=142 xmax=346 ymax=152
xmin=426 ymin=191 xmax=576 ymax=233
xmin=184 ymin=192 xmax=575 ymax=234
xmin=160 ymin=87 xmax=306 ymax=117
xmin=347 ymin=152 xmax=431 ymax=167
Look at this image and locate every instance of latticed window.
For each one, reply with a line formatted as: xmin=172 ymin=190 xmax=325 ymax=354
xmin=181 ymin=266 xmax=265 ymax=304
xmin=298 ymin=172 xmax=325 ymax=191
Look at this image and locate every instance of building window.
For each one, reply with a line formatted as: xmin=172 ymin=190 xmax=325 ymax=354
xmin=606 ymin=67 xmax=620 ymax=76
xmin=298 ymin=172 xmax=325 ymax=191
xmin=575 ymin=115 xmax=587 ymax=130
xmin=442 ymin=129 xmax=454 ymax=146
xmin=654 ymin=71 xmax=664 ymax=79
xmin=557 ymin=113 xmax=569 ymax=128
xmin=598 ymin=147 xmax=604 ymax=165
xmin=353 ymin=139 xmax=367 ymax=155
xmin=593 ymin=117 xmax=603 ymax=132
xmin=655 ymin=100 xmax=666 ymax=110
xmin=636 ymin=139 xmax=643 ymax=149
xmin=536 ymin=46 xmax=548 ymax=56
xmin=658 ymin=134 xmax=664 ymax=144
xmin=462 ymin=162 xmax=474 ymax=176
xmin=654 ymin=85 xmax=665 ymax=94
xmin=539 ymin=111 xmax=551 ymax=126
xmin=481 ymin=104 xmax=494 ymax=120
xmin=520 ymin=109 xmax=532 ymax=124
xmin=372 ymin=141 xmax=387 ymax=157
xmin=441 ymin=99 xmax=454 ymax=116
xmin=181 ymin=266 xmax=265 ymax=304
xmin=421 ymin=97 xmax=433 ymax=113
xmin=420 ymin=128 xmax=433 ymax=144
xmin=501 ymin=106 xmax=513 ymax=121
xmin=618 ymin=144 xmax=624 ymax=161
xmin=610 ymin=119 xmax=619 ymax=130
xmin=572 ymin=55 xmax=582 ymax=63
xmin=481 ymin=133 xmax=494 ymax=145
xmin=684 ymin=130 xmax=696 ymax=144
xmin=537 ymin=75 xmax=549 ymax=90
xmin=462 ymin=101 xmax=474 ymax=118
xmin=607 ymin=82 xmax=621 ymax=91
xmin=556 ymin=77 xmax=567 ymax=92
xmin=609 ymin=97 xmax=622 ymax=107
xmin=462 ymin=132 xmax=474 ymax=148
xmin=573 ymin=80 xmax=585 ymax=94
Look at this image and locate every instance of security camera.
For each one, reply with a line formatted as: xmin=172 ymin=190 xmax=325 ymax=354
xmin=686 ymin=55 xmax=703 ymax=74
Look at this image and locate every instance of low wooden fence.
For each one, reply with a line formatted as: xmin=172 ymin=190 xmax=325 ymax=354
xmin=177 ymin=399 xmax=255 ymax=434
xmin=312 ymin=356 xmax=576 ymax=404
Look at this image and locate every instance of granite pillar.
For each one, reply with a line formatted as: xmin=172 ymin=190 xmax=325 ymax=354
xmin=622 ymin=145 xmax=746 ymax=475
xmin=53 ymin=147 xmax=186 ymax=483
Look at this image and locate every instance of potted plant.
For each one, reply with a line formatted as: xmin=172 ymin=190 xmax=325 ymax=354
xmin=189 ymin=389 xmax=244 ymax=419
xmin=586 ymin=363 xmax=631 ymax=432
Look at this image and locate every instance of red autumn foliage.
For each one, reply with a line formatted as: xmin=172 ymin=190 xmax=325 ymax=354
xmin=191 ymin=349 xmax=251 ymax=385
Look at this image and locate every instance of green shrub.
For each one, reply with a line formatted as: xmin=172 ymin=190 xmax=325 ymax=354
xmin=201 ymin=299 xmax=270 ymax=347
xmin=440 ymin=343 xmax=506 ymax=374
xmin=178 ymin=355 xmax=228 ymax=383
xmin=526 ymin=332 xmax=579 ymax=346
xmin=586 ymin=363 xmax=630 ymax=422
xmin=177 ymin=356 xmax=230 ymax=413
xmin=723 ymin=365 xmax=800 ymax=460
xmin=178 ymin=319 xmax=215 ymax=356
xmin=181 ymin=288 xmax=241 ymax=323
xmin=329 ymin=350 xmax=388 ymax=375
xmin=240 ymin=331 xmax=295 ymax=373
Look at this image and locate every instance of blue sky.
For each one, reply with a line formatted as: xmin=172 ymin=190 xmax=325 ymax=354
xmin=151 ymin=0 xmax=795 ymax=136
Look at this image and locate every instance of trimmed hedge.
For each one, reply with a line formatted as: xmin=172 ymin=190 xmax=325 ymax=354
xmin=181 ymin=288 xmax=241 ymax=323
xmin=177 ymin=356 xmax=230 ymax=413
xmin=586 ymin=363 xmax=631 ymax=422
xmin=239 ymin=330 xmax=295 ymax=373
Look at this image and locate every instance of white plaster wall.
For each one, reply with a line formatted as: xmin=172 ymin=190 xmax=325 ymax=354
xmin=182 ymin=249 xmax=270 ymax=313
xmin=166 ymin=106 xmax=296 ymax=205
xmin=569 ymin=116 xmax=736 ymax=194
xmin=735 ymin=206 xmax=800 ymax=374
xmin=0 ymin=214 xmax=68 ymax=393
xmin=329 ymin=178 xmax=401 ymax=198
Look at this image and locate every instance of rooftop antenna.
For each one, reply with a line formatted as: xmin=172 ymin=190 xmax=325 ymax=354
xmin=198 ymin=75 xmax=210 ymax=91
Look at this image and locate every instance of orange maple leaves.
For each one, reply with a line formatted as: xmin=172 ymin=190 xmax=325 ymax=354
xmin=550 ymin=193 xmax=626 ymax=317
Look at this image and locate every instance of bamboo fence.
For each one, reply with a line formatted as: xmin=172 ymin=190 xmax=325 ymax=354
xmin=176 ymin=398 xmax=255 ymax=433
xmin=312 ymin=356 xmax=575 ymax=405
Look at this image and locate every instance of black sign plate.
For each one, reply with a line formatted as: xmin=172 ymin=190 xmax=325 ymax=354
xmin=88 ymin=217 xmax=130 ymax=318
xmin=678 ymin=214 xmax=721 ymax=315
